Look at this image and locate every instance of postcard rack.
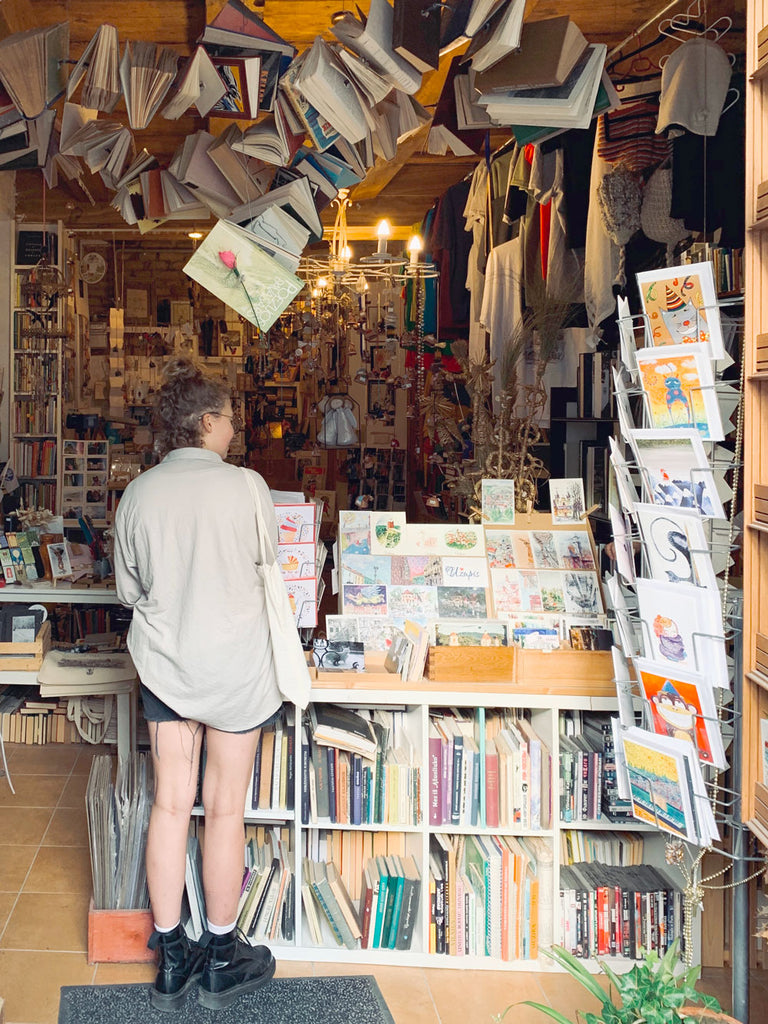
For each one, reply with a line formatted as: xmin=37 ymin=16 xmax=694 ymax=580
xmin=606 ymin=261 xmax=755 ymax=974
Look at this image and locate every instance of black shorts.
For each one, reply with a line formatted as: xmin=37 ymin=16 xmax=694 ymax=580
xmin=139 ymin=684 xmax=282 ymax=734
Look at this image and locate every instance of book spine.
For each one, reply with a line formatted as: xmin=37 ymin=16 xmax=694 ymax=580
xmin=451 ymin=736 xmax=463 ymax=826
xmin=300 ymin=728 xmax=310 ymax=825
xmin=351 ymin=753 xmax=363 ymax=826
xmin=395 ymin=877 xmax=419 ymax=951
xmin=485 ymin=751 xmax=500 ymax=828
xmin=360 ymin=878 xmax=376 ymax=949
xmin=327 ymin=746 xmax=337 ymax=823
xmin=429 ymin=733 xmax=441 ymax=825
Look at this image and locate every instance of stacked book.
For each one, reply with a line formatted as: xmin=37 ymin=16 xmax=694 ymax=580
xmin=233 ymin=828 xmax=294 ymax=944
xmin=560 ymin=830 xmax=644 ymax=867
xmin=558 ymin=861 xmax=684 ymax=960
xmin=247 ymin=706 xmax=295 ymax=814
xmin=303 ymin=705 xmax=421 ymax=828
xmin=470 ymin=15 xmax=614 ymax=135
xmin=429 ymin=832 xmax=551 ymax=960
xmin=429 ymin=708 xmax=552 ymax=831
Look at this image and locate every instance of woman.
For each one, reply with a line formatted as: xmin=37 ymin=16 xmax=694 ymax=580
xmin=114 ymin=357 xmax=279 ymax=1011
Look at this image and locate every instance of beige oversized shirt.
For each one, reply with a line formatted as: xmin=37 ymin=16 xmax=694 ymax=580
xmin=113 ymin=448 xmax=281 ymax=731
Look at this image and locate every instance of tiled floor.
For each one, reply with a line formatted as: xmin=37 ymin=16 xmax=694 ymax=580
xmin=0 ymin=742 xmax=763 ymax=1024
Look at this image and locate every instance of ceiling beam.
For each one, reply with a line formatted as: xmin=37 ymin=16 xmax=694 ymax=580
xmin=0 ymin=0 xmax=36 ymax=36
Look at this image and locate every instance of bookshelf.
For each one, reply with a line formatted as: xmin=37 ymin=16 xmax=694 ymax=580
xmin=10 ymin=222 xmax=66 ymax=514
xmin=217 ymin=672 xmax=698 ymax=973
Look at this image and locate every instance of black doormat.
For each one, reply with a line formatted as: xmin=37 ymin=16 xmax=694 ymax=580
xmin=59 ymin=975 xmax=395 ymax=1024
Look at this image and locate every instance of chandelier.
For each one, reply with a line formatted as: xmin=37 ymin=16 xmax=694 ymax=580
xmin=298 ymin=188 xmax=438 ymax=296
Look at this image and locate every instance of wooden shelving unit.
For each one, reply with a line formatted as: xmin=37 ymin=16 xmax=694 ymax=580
xmin=742 ymin=0 xmax=768 ymax=841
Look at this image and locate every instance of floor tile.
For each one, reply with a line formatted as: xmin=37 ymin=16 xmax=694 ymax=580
xmin=1 ymin=892 xmax=88 ymax=952
xmin=0 ymin=774 xmax=65 ymax=808
xmin=0 ymin=892 xmax=16 ymax=933
xmin=23 ymin=846 xmax=93 ymax=895
xmin=315 ymin=962 xmax=440 ymax=1024
xmin=426 ymin=966 xmax=548 ymax=1024
xmin=0 ymin=806 xmax=52 ymax=845
xmin=42 ymin=806 xmax=89 ymax=847
xmin=73 ymin=745 xmax=113 ymax=774
xmin=3 ymin=746 xmax=78 ymax=775
xmin=0 ymin=845 xmax=36 ymax=892
xmin=0 ymin=950 xmax=95 ymax=1024
xmin=92 ymin=961 xmax=156 ymax=984
xmin=58 ymin=772 xmax=89 ymax=807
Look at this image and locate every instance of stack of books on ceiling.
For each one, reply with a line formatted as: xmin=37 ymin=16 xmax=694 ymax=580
xmin=470 ymin=16 xmax=611 ymax=132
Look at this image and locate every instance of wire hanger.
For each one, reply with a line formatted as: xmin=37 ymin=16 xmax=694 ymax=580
xmin=659 ymin=0 xmax=732 ymax=42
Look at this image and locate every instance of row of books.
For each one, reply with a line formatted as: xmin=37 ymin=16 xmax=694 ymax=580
xmin=303 ymin=706 xmax=421 ymax=828
xmin=248 ymin=707 xmax=296 ymax=813
xmin=303 ymin=827 xmax=409 ymax=907
xmin=12 ymin=482 xmax=58 ymax=513
xmin=560 ymin=830 xmax=645 ymax=867
xmin=13 ymin=357 xmax=59 ymax=393
xmin=429 ymin=709 xmax=552 ymax=831
xmin=429 ymin=832 xmax=552 ymax=961
xmin=13 ymin=400 xmax=58 ymax=437
xmin=13 ymin=313 xmax=61 ymax=352
xmin=559 ymin=713 xmax=633 ymax=823
xmin=10 ymin=439 xmax=56 ymax=479
xmin=683 ymin=244 xmax=744 ymax=297
xmin=558 ymin=861 xmax=684 ymax=960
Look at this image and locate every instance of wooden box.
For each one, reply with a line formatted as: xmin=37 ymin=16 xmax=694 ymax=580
xmin=87 ymin=899 xmax=154 ymax=963
xmin=0 ymin=618 xmax=52 ymax=671
xmin=426 ymin=645 xmax=516 ymax=683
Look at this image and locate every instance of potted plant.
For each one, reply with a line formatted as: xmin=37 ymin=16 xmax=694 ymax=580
xmin=496 ymin=940 xmax=735 ymax=1024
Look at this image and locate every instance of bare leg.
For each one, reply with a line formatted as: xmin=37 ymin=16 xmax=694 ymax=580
xmin=201 ymin=726 xmax=261 ymax=927
xmin=146 ymin=719 xmax=204 ymax=929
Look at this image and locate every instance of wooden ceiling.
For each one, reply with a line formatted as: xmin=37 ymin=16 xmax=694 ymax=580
xmin=5 ymin=0 xmax=746 ymax=244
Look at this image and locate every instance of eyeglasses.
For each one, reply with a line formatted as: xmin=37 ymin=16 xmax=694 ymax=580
xmin=204 ymin=411 xmax=243 ymax=432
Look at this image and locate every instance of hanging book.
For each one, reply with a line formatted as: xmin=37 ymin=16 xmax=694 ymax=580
xmin=0 ymin=22 xmax=69 ymax=119
xmin=161 ymin=45 xmax=228 ymax=119
xmin=66 ymin=24 xmax=121 ymax=113
xmin=209 ymin=55 xmax=264 ymax=119
xmin=119 ymin=41 xmax=178 ymax=131
xmin=183 ymin=219 xmax=303 ymax=332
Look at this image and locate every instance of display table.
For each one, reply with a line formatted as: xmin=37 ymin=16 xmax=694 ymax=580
xmin=0 ymin=582 xmax=135 ymax=761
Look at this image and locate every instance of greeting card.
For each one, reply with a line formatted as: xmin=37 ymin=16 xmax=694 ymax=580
xmin=634 ymin=343 xmax=724 ymax=441
xmin=635 ymin=261 xmax=725 ymax=359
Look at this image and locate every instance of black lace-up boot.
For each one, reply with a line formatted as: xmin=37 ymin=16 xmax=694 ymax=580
xmin=147 ymin=924 xmax=205 ymax=1011
xmin=198 ymin=929 xmax=276 ymax=1009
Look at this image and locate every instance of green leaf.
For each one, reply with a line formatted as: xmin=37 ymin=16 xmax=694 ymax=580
xmin=515 ymin=1000 xmax=576 ymax=1024
xmin=540 ymin=946 xmax=609 ymax=1005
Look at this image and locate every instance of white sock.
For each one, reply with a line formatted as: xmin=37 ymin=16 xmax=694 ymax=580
xmin=207 ymin=919 xmax=237 ymax=935
xmin=154 ymin=920 xmax=180 ymax=933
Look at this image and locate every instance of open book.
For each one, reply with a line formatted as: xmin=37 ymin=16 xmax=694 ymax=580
xmin=478 ymin=43 xmax=607 ymax=130
xmin=183 ymin=219 xmax=304 ymax=331
xmin=463 ymin=0 xmax=527 ymax=73
xmin=230 ymin=94 xmax=304 ymax=166
xmin=230 ymin=174 xmax=323 ymax=243
xmin=119 ymin=40 xmax=178 ymax=131
xmin=161 ymin=45 xmax=227 ymax=119
xmin=168 ymin=130 xmax=242 ymax=216
xmin=0 ymin=22 xmax=69 ymax=119
xmin=0 ymin=109 xmax=55 ymax=170
xmin=295 ymin=37 xmax=371 ymax=145
xmin=331 ymin=0 xmax=423 ymax=95
xmin=66 ymin=24 xmax=121 ymax=113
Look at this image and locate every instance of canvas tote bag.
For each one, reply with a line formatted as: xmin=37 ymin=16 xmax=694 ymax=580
xmin=241 ymin=468 xmax=311 ymax=709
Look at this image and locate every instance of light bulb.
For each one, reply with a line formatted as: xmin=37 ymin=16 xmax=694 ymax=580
xmin=341 ymin=245 xmax=353 ymax=263
xmin=317 ymin=276 xmax=328 ymax=290
xmin=408 ymin=234 xmax=423 ymax=266
xmin=375 ymin=219 xmax=391 ymax=255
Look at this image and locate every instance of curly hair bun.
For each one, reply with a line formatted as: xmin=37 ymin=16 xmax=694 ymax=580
xmin=162 ymin=355 xmax=203 ymax=385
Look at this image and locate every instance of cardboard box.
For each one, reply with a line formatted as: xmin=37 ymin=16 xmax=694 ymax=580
xmin=0 ymin=619 xmax=51 ymax=671
xmin=87 ymin=899 xmax=155 ymax=963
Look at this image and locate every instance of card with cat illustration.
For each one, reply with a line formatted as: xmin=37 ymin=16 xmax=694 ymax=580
xmin=635 ymin=261 xmax=725 ymax=360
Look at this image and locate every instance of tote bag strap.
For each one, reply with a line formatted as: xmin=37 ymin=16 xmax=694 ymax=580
xmin=241 ymin=468 xmax=277 ymax=566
